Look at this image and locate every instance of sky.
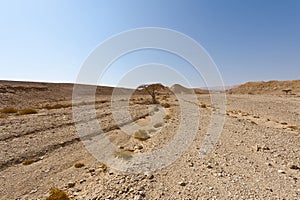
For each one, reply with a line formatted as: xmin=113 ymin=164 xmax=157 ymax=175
xmin=0 ymin=0 xmax=299 ymax=88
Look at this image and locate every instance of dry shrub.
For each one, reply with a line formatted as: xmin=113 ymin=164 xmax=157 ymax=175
xmin=19 ymin=108 xmax=38 ymax=115
xmin=153 ymin=122 xmax=163 ymax=128
xmin=43 ymin=103 xmax=72 ymax=110
xmin=162 ymin=95 xmax=169 ymax=100
xmin=134 ymin=129 xmax=150 ymax=141
xmin=148 ymin=128 xmax=156 ymax=133
xmin=113 ymin=150 xmax=133 ymax=160
xmin=99 ymin=162 xmax=107 ymax=172
xmin=0 ymin=113 xmax=7 ymax=118
xmin=0 ymin=107 xmax=18 ymax=114
xmin=287 ymin=125 xmax=299 ymax=132
xmin=46 ymin=187 xmax=70 ymax=200
xmin=200 ymin=104 xmax=207 ymax=108
xmin=97 ymin=100 xmax=109 ymax=104
xmin=22 ymin=159 xmax=35 ymax=165
xmin=74 ymin=162 xmax=85 ymax=168
xmin=164 ymin=114 xmax=171 ymax=120
xmin=162 ymin=103 xmax=171 ymax=108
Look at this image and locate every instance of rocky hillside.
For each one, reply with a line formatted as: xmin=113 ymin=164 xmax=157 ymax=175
xmin=228 ymin=80 xmax=300 ymax=95
xmin=0 ymin=80 xmax=133 ymax=109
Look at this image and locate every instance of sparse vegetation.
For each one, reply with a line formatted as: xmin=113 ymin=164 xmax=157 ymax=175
xmin=137 ymin=83 xmax=166 ymax=104
xmin=287 ymin=125 xmax=299 ymax=132
xmin=133 ymin=129 xmax=150 ymax=141
xmin=43 ymin=103 xmax=72 ymax=110
xmin=153 ymin=122 xmax=163 ymax=128
xmin=148 ymin=128 xmax=156 ymax=133
xmin=164 ymin=114 xmax=171 ymax=120
xmin=161 ymin=103 xmax=171 ymax=108
xmin=113 ymin=150 xmax=133 ymax=160
xmin=19 ymin=108 xmax=38 ymax=115
xmin=0 ymin=113 xmax=7 ymax=118
xmin=162 ymin=95 xmax=170 ymax=101
xmin=74 ymin=162 xmax=85 ymax=168
xmin=200 ymin=103 xmax=207 ymax=108
xmin=0 ymin=107 xmax=18 ymax=114
xmin=46 ymin=187 xmax=70 ymax=200
xmin=22 ymin=159 xmax=35 ymax=165
xmin=99 ymin=162 xmax=107 ymax=172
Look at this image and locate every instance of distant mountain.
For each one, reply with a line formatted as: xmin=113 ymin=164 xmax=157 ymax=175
xmin=170 ymin=84 xmax=209 ymax=94
xmin=228 ymin=80 xmax=300 ymax=95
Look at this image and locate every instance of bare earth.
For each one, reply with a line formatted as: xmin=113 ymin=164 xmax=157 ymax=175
xmin=0 ymin=80 xmax=299 ymax=200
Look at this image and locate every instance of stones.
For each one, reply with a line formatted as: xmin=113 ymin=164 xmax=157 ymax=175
xmin=207 ymin=165 xmax=213 ymax=169
xmin=67 ymin=182 xmax=76 ymax=188
xmin=277 ymin=170 xmax=285 ymax=174
xmin=89 ymin=168 xmax=95 ymax=173
xmin=134 ymin=145 xmax=143 ymax=150
xmin=288 ymin=163 xmax=300 ymax=170
xmin=147 ymin=174 xmax=154 ymax=180
xmin=79 ymin=179 xmax=86 ymax=184
xmin=134 ymin=195 xmax=144 ymax=200
xmin=178 ymin=181 xmax=186 ymax=186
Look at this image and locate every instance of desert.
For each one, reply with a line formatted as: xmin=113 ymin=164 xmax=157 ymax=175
xmin=0 ymin=80 xmax=299 ymax=199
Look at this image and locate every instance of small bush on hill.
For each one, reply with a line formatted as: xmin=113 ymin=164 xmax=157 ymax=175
xmin=19 ymin=108 xmax=38 ymax=115
xmin=74 ymin=162 xmax=85 ymax=168
xmin=134 ymin=129 xmax=150 ymax=141
xmin=46 ymin=187 xmax=70 ymax=200
xmin=0 ymin=107 xmax=18 ymax=114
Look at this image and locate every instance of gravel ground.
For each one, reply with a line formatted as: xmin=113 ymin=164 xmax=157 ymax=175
xmin=0 ymin=91 xmax=299 ymax=199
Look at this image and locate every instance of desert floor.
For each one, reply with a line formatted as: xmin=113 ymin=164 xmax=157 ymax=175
xmin=0 ymin=93 xmax=299 ymax=200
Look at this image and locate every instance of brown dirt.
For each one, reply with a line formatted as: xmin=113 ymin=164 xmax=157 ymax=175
xmin=0 ymin=80 xmax=299 ymax=200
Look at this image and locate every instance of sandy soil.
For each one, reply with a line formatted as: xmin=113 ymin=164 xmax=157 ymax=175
xmin=0 ymin=81 xmax=299 ymax=200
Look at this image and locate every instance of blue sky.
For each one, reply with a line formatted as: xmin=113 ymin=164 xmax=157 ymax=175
xmin=0 ymin=0 xmax=299 ymax=88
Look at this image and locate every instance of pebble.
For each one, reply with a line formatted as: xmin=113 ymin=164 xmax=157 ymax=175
xmin=79 ymin=179 xmax=86 ymax=184
xmin=179 ymin=181 xmax=186 ymax=186
xmin=89 ymin=168 xmax=95 ymax=173
xmin=68 ymin=182 xmax=76 ymax=188
xmin=134 ymin=195 xmax=144 ymax=200
xmin=277 ymin=170 xmax=285 ymax=174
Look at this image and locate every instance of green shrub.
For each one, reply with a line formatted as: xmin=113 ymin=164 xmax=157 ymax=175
xmin=19 ymin=108 xmax=38 ymax=115
xmin=46 ymin=187 xmax=70 ymax=200
xmin=134 ymin=129 xmax=150 ymax=141
xmin=0 ymin=107 xmax=18 ymax=114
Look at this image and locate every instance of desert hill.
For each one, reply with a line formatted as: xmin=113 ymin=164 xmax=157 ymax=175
xmin=228 ymin=80 xmax=300 ymax=95
xmin=170 ymin=84 xmax=209 ymax=94
xmin=0 ymin=80 xmax=133 ymax=109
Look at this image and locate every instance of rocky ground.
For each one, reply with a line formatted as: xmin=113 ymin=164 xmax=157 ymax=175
xmin=0 ymin=81 xmax=299 ymax=199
